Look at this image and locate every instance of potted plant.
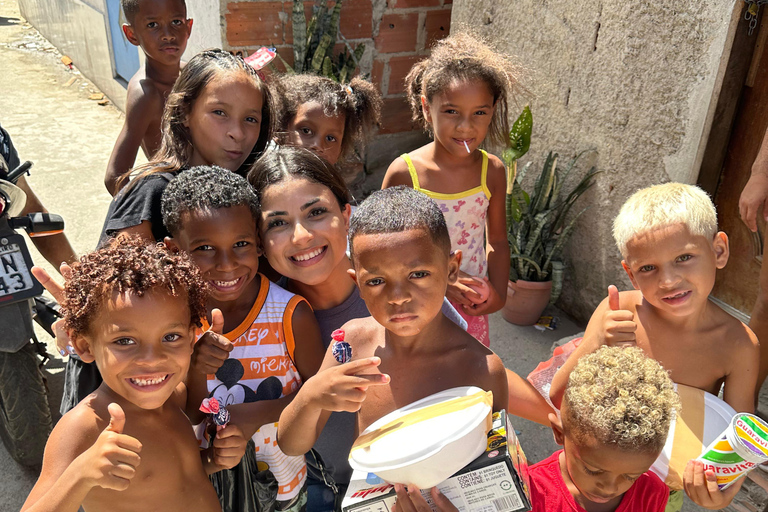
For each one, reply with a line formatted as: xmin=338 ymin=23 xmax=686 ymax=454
xmin=502 ymin=108 xmax=600 ymax=325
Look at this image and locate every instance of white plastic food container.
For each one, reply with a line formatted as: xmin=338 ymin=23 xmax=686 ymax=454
xmin=348 ymin=386 xmax=493 ymax=489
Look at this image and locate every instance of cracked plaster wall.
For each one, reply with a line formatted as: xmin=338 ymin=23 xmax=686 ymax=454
xmin=452 ymin=0 xmax=737 ymax=322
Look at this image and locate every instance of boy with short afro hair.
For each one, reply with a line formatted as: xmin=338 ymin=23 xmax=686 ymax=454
xmin=162 ymin=165 xmax=325 ymax=512
xmin=278 ymin=186 xmax=508 ymax=493
xmin=22 ymin=236 xmax=227 ymax=512
xmin=551 ymin=182 xmax=760 ymax=509
xmin=532 ymin=346 xmax=679 ymax=512
xmin=105 ymin=0 xmax=193 ymax=195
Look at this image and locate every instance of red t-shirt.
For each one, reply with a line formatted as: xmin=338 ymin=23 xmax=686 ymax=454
xmin=528 ymin=451 xmax=668 ymax=512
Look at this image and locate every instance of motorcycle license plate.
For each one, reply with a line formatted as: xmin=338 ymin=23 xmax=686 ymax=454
xmin=0 ymin=233 xmax=43 ymax=304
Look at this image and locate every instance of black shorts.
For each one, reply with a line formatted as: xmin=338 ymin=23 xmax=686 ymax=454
xmin=60 ymin=355 xmax=102 ymax=415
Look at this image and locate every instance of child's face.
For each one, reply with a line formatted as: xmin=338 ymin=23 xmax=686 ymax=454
xmin=259 ymin=177 xmax=351 ymax=285
xmin=621 ymin=223 xmax=728 ymax=317
xmin=72 ymin=288 xmax=195 ymax=410
xmin=185 ymin=71 xmax=264 ymax=171
xmin=170 ymin=205 xmax=261 ymax=305
xmin=422 ymin=79 xmax=495 ymax=157
xmin=123 ymin=0 xmax=191 ymax=66
xmin=350 ymin=229 xmax=460 ymax=337
xmin=286 ymin=101 xmax=346 ymax=164
xmin=550 ymin=409 xmax=659 ymax=509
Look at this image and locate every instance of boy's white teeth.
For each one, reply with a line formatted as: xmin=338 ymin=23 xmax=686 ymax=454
xmin=215 ymin=278 xmax=239 ymax=287
xmin=293 ymin=247 xmax=323 ymax=261
xmin=130 ymin=375 xmax=168 ymax=386
xmin=667 ymin=291 xmax=688 ymax=299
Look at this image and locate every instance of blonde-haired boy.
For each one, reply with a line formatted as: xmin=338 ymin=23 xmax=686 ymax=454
xmin=531 ymin=346 xmax=679 ymax=512
xmin=551 ymin=182 xmax=759 ymax=510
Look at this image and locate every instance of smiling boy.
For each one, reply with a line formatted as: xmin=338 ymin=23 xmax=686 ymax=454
xmin=22 ymin=237 xmax=226 ymax=512
xmin=277 ymin=186 xmax=507 ymax=471
xmin=104 ymin=0 xmax=192 ymax=195
xmin=531 ymin=346 xmax=679 ymax=512
xmin=550 ymin=183 xmax=760 ymax=509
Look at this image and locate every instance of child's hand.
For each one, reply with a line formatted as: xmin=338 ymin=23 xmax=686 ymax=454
xmin=31 ymin=265 xmax=75 ymax=356
xmin=305 ymin=357 xmax=390 ymax=413
xmin=600 ymin=286 xmax=636 ymax=346
xmin=191 ymin=309 xmax=232 ymax=375
xmin=210 ymin=423 xmax=248 ymax=470
xmin=392 ymin=484 xmax=458 ymax=512
xmin=461 ymin=280 xmax=504 ymax=316
xmin=446 ymin=280 xmax=475 ymax=308
xmin=683 ymin=460 xmax=742 ymax=509
xmin=77 ymin=403 xmax=142 ymax=491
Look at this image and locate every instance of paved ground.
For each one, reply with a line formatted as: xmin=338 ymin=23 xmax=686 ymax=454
xmin=0 ymin=1 xmax=765 ymax=511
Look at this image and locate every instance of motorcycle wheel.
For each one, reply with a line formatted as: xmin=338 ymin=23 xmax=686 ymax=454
xmin=0 ymin=343 xmax=52 ymax=467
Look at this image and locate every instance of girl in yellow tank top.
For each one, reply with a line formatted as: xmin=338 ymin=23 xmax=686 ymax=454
xmin=382 ymin=33 xmax=523 ymax=346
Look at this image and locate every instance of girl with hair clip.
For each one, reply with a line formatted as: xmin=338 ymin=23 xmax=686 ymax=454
xmin=382 ymin=32 xmax=522 ymax=347
xmin=100 ymin=48 xmax=275 ymax=246
xmin=54 ymin=48 xmax=276 ymax=416
xmin=275 ymin=74 xmax=382 ymax=165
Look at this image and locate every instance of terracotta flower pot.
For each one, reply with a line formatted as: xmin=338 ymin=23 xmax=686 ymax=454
xmin=502 ymin=279 xmax=553 ymax=326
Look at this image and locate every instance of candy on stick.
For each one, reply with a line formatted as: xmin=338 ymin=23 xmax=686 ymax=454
xmin=200 ymin=397 xmax=230 ymax=431
xmin=331 ymin=329 xmax=352 ymax=364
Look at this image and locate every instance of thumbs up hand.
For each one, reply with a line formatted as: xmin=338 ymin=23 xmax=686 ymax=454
xmin=192 ymin=309 xmax=233 ymax=375
xmin=78 ymin=403 xmax=143 ymax=491
xmin=601 ymin=285 xmax=637 ymax=346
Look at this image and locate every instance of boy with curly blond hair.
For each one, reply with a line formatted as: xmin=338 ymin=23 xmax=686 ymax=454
xmin=531 ymin=346 xmax=679 ymax=512
xmin=551 ymin=182 xmax=759 ymax=509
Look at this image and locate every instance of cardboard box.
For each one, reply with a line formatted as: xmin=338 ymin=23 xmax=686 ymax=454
xmin=342 ymin=410 xmax=531 ymax=512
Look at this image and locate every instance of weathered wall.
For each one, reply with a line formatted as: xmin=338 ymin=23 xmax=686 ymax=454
xmin=184 ymin=0 xmax=224 ymax=58
xmin=452 ymin=0 xmax=739 ymax=322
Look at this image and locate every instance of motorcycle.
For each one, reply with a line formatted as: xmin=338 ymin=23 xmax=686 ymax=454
xmin=0 ymin=161 xmax=64 ymax=467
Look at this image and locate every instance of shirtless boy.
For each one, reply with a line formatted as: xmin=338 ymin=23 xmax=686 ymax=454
xmin=278 ymin=186 xmax=508 ymax=487
xmin=104 ymin=0 xmax=192 ymax=195
xmin=550 ymin=182 xmax=760 ymax=509
xmin=22 ymin=237 xmax=235 ymax=512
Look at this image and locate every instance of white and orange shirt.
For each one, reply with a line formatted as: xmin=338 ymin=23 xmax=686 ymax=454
xmin=198 ymin=274 xmax=307 ymax=501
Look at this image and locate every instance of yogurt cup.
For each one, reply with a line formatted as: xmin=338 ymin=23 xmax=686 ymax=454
xmin=696 ymin=413 xmax=768 ymax=490
xmin=348 ymin=387 xmax=493 ymax=489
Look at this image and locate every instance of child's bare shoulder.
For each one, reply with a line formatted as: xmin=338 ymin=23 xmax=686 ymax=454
xmin=707 ymin=301 xmax=760 ymax=354
xmin=341 ymin=316 xmax=383 ymax=353
xmin=125 ymin=73 xmax=164 ymax=117
xmin=383 ymin=155 xmax=413 ymax=188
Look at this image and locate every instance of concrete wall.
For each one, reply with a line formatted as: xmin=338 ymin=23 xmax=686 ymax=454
xmin=18 ymin=0 xmax=224 ymax=112
xmin=451 ymin=0 xmax=739 ymax=322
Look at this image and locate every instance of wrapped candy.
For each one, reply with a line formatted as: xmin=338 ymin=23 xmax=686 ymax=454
xmin=331 ymin=329 xmax=352 ymax=364
xmin=200 ymin=397 xmax=230 ymax=430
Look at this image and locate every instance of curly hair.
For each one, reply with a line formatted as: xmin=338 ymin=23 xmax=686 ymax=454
xmin=405 ymin=31 xmax=523 ymax=148
xmin=275 ymin=74 xmax=382 ymax=161
xmin=563 ymin=346 xmax=680 ymax=453
xmin=120 ymin=49 xmax=275 ymax=189
xmin=63 ymin=235 xmax=208 ymax=338
xmin=162 ymin=165 xmax=260 ymax=236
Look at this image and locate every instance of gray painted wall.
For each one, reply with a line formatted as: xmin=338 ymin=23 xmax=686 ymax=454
xmin=452 ymin=0 xmax=739 ymax=322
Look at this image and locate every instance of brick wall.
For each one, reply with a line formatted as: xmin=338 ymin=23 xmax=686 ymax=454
xmin=222 ymin=0 xmax=452 ymax=136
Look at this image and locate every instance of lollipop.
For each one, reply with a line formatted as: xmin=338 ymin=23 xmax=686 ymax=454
xmin=331 ymin=329 xmax=352 ymax=364
xmin=200 ymin=397 xmax=230 ymax=430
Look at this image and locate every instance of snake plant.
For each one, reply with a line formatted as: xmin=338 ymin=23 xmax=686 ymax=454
xmin=275 ymin=0 xmax=365 ymax=82
xmin=503 ymin=108 xmax=599 ymax=303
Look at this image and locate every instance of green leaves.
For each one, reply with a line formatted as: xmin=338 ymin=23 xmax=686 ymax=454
xmin=506 ymin=141 xmax=599 ymax=285
xmin=502 ymin=105 xmax=532 ymax=168
xmin=289 ymin=0 xmax=364 ymax=82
